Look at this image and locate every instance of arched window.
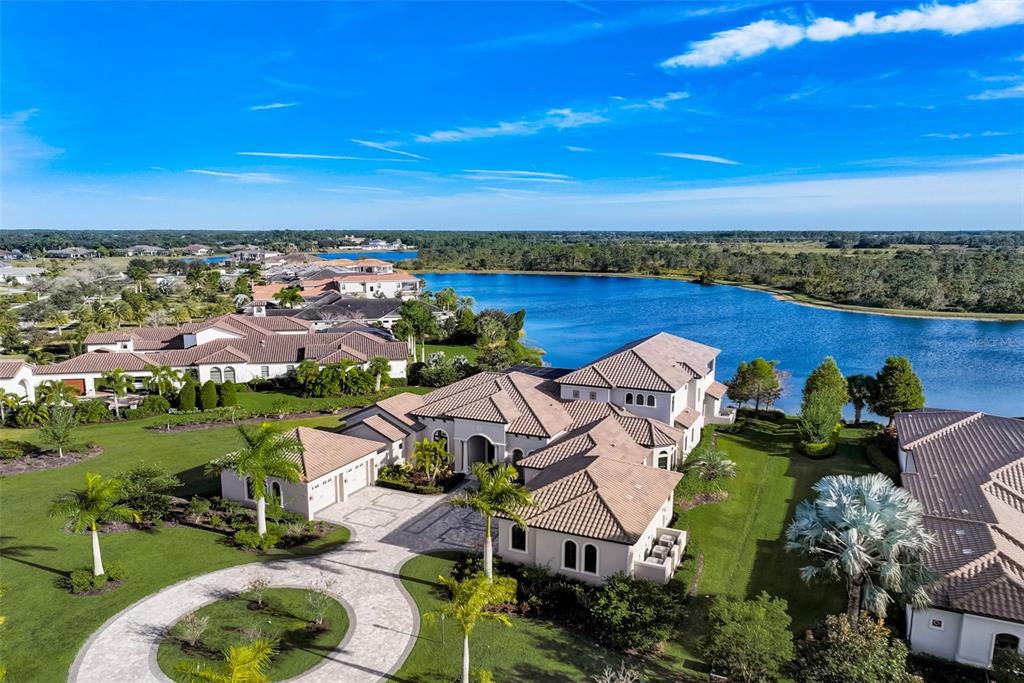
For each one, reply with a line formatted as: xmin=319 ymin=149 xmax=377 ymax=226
xmin=646 ymin=395 xmax=656 ymax=407
xmin=995 ymin=634 xmax=1021 ymax=652
xmin=432 ymin=430 xmax=448 ymax=447
xmin=223 ymin=366 xmax=236 ymax=383
xmin=583 ymin=544 xmax=598 ymax=574
xmin=563 ymin=540 xmax=577 ymax=570
xmin=270 ymin=481 xmax=282 ymax=502
xmin=210 ymin=367 xmax=222 ymax=383
xmin=510 ymin=526 xmax=527 ymax=552
xmin=511 ymin=448 xmax=524 ymax=462
xmin=625 ymin=393 xmax=633 ymax=405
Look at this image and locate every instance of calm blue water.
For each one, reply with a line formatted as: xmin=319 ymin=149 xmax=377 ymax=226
xmin=421 ymin=273 xmax=1024 ymax=418
xmin=317 ymin=250 xmax=417 ymax=262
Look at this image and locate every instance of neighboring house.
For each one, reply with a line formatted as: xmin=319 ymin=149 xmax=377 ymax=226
xmin=220 ymin=427 xmax=394 ymax=519
xmin=30 ymin=313 xmax=408 ymax=396
xmin=255 ymin=292 xmax=446 ymax=330
xmin=0 ymin=360 xmax=35 ymax=402
xmin=181 ymin=244 xmax=211 ymax=255
xmin=118 ymin=245 xmax=167 ymax=257
xmin=341 ymin=332 xmax=734 ymax=585
xmin=0 ymin=263 xmax=45 ymax=284
xmin=232 ymin=248 xmax=281 ymax=263
xmin=0 ymin=249 xmax=24 ymax=260
xmin=256 ymin=262 xmax=422 ymax=301
xmin=44 ymin=247 xmax=97 ymax=259
xmin=896 ymin=409 xmax=1024 ymax=668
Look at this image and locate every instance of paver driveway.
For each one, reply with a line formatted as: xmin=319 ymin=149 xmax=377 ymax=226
xmin=68 ymin=486 xmax=484 ymax=683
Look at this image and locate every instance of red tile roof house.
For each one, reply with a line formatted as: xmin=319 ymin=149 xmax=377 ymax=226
xmin=30 ymin=313 xmax=409 ymax=397
xmin=333 ymin=332 xmax=737 ymax=586
xmin=0 ymin=360 xmax=35 ymax=403
xmin=895 ymin=409 xmax=1024 ymax=668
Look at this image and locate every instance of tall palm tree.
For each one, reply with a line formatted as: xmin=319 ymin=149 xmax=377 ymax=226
xmin=206 ymin=424 xmax=303 ymax=536
xmin=785 ymin=473 xmax=935 ymax=626
xmin=37 ymin=379 xmax=80 ymax=406
xmin=49 ymin=473 xmax=139 ymax=576
xmin=448 ymin=462 xmax=534 ymax=580
xmin=426 ymin=573 xmax=516 ymax=683
xmin=144 ymin=364 xmax=183 ymax=397
xmin=368 ymin=356 xmax=391 ymax=392
xmin=100 ymin=368 xmax=132 ymax=418
xmin=846 ymin=374 xmax=877 ymax=425
xmin=176 ymin=638 xmax=275 ymax=683
xmin=273 ymin=286 xmax=303 ymax=309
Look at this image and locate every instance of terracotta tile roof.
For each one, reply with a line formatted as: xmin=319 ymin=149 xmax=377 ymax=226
xmin=674 ymin=408 xmax=701 ymax=429
xmin=0 ymin=360 xmax=31 ymax=379
xmin=361 ymin=414 xmax=408 ymax=442
xmin=555 ymin=332 xmax=719 ymax=392
xmin=563 ymin=400 xmax=681 ymax=448
xmin=327 ymin=271 xmax=419 ymax=283
xmin=35 ymin=352 xmax=157 ymax=374
xmin=895 ymin=409 xmax=1024 ymax=624
xmin=706 ymin=380 xmax=728 ymax=400
xmin=194 ymin=346 xmax=251 ymax=364
xmin=374 ymin=392 xmax=425 ymax=427
xmin=518 ymin=415 xmax=649 ymax=470
xmin=288 ymin=426 xmax=384 ymax=482
xmin=84 ymin=331 xmax=134 ymax=344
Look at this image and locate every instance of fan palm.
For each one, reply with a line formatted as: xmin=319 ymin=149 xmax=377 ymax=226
xmin=49 ymin=473 xmax=139 ymax=576
xmin=447 ymin=462 xmax=534 ymax=580
xmin=175 ymin=638 xmax=275 ymax=683
xmin=144 ymin=364 xmax=183 ymax=397
xmin=100 ymin=368 xmax=132 ymax=417
xmin=37 ymin=379 xmax=80 ymax=406
xmin=426 ymin=574 xmax=516 ymax=683
xmin=206 ymin=424 xmax=303 ymax=536
xmin=785 ymin=473 xmax=936 ymax=626
xmin=684 ymin=448 xmax=738 ymax=481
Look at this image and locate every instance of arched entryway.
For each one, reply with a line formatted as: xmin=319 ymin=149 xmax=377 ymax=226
xmin=465 ymin=435 xmax=496 ymax=470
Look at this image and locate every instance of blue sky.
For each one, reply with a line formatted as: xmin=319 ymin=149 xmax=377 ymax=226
xmin=2 ymin=0 xmax=1022 ymax=230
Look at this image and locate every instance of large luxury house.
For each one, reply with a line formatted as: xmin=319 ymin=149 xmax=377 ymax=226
xmin=247 ymin=291 xmax=448 ymax=330
xmin=252 ymin=258 xmax=421 ymax=302
xmin=221 ymin=332 xmax=735 ymax=586
xmin=896 ymin=409 xmax=1024 ymax=668
xmin=21 ymin=313 xmax=409 ymax=396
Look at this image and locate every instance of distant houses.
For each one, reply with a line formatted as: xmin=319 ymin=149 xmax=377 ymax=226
xmin=44 ymin=247 xmax=98 ymax=259
xmin=117 ymin=244 xmax=167 ymax=257
xmin=181 ymin=244 xmax=211 ymax=256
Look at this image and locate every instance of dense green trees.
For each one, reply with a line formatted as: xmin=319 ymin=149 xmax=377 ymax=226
xmin=702 ymin=592 xmax=794 ymax=683
xmin=799 ymin=358 xmax=848 ymax=445
xmin=727 ymin=358 xmax=784 ymax=411
xmin=872 ymin=357 xmax=925 ymax=425
xmin=794 ymin=614 xmax=920 ymax=683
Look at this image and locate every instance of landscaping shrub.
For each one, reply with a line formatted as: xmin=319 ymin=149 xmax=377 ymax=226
xmin=143 ymin=407 xmax=254 ymax=429
xmin=234 ymin=524 xmax=285 ymax=551
xmin=794 ymin=613 xmax=919 ymax=683
xmin=104 ymin=560 xmax=128 ymax=582
xmin=0 ymin=440 xmax=35 ymax=461
xmin=117 ymin=463 xmax=181 ymax=523
xmin=376 ymin=470 xmax=464 ymax=495
xmin=137 ymin=395 xmax=171 ymax=417
xmin=588 ymin=574 xmax=678 ymax=652
xmin=186 ymin=496 xmax=211 ymax=523
xmin=199 ymin=380 xmax=218 ymax=411
xmin=67 ymin=568 xmax=116 ymax=594
xmin=908 ymin=654 xmax=987 ymax=683
xmin=800 ymin=424 xmax=841 ymax=458
xmin=75 ymin=399 xmax=112 ymax=424
xmin=993 ymin=648 xmax=1024 ymax=683
xmin=177 ymin=382 xmax=196 ymax=411
xmin=703 ymin=592 xmax=794 ymax=683
xmin=219 ymin=381 xmax=238 ymax=407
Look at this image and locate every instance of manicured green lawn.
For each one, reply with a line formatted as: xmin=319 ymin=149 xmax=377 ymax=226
xmin=662 ymin=417 xmax=879 ymax=674
xmin=0 ymin=413 xmax=348 ymax=682
xmin=157 ymin=587 xmax=349 ymax=681
xmin=236 ymin=385 xmax=432 ymax=414
xmin=396 ymin=552 xmax=623 ymax=682
xmin=424 ymin=343 xmax=479 ymax=361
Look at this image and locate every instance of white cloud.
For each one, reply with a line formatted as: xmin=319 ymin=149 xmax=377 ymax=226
xmin=662 ymin=0 xmax=1024 ymax=68
xmin=960 ymin=153 xmax=1024 ymax=164
xmin=0 ymin=109 xmax=64 ymax=173
xmin=236 ymin=151 xmax=411 ymax=161
xmin=186 ymin=169 xmax=287 ymax=183
xmin=981 ymin=130 xmax=1011 ymax=136
xmin=415 ymin=107 xmax=607 ymax=143
xmin=351 ymin=139 xmax=427 ymax=160
xmin=923 ymin=132 xmax=973 ymax=140
xmin=459 ymin=169 xmax=577 ymax=183
xmin=621 ymin=91 xmax=691 ymax=110
xmin=565 ymin=145 xmax=592 ymax=152
xmin=655 ymin=152 xmax=742 ymax=165
xmin=320 ymin=185 xmax=401 ymax=194
xmin=969 ymin=82 xmax=1024 ymax=99
xmin=249 ymin=102 xmax=298 ymax=111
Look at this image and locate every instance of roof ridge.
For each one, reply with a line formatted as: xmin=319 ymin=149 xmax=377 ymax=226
xmin=903 ymin=411 xmax=984 ymax=450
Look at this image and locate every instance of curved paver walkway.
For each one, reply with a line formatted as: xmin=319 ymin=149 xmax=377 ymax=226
xmin=69 ymin=487 xmax=484 ymax=683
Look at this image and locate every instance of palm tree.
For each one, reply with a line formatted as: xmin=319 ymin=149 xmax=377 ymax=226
xmin=273 ymin=286 xmax=303 ymax=309
xmin=684 ymin=448 xmax=738 ymax=480
xmin=100 ymin=368 xmax=132 ymax=418
xmin=447 ymin=462 xmax=534 ymax=580
xmin=37 ymin=379 xmax=80 ymax=406
xmin=785 ymin=473 xmax=935 ymax=627
xmin=144 ymin=364 xmax=182 ymax=397
xmin=846 ymin=374 xmax=877 ymax=425
xmin=207 ymin=424 xmax=303 ymax=536
xmin=47 ymin=311 xmax=70 ymax=336
xmin=176 ymin=638 xmax=275 ymax=683
xmin=427 ymin=573 xmax=516 ymax=683
xmin=49 ymin=473 xmax=139 ymax=576
xmin=368 ymin=356 xmax=391 ymax=392
xmin=0 ymin=390 xmax=23 ymax=424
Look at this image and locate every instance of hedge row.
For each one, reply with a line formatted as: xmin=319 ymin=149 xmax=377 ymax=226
xmin=375 ymin=472 xmax=465 ymax=495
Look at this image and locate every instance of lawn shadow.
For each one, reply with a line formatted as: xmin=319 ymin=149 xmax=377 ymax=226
xmin=0 ymin=537 xmax=66 ymax=576
xmin=175 ymin=464 xmax=219 ymax=499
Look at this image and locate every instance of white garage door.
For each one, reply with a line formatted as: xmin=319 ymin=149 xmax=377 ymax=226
xmin=343 ymin=460 xmax=370 ymax=498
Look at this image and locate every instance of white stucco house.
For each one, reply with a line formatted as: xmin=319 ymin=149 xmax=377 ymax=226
xmin=220 ymin=427 xmax=398 ymax=520
xmin=340 ymin=332 xmax=733 ymax=585
xmin=895 ymin=409 xmax=1024 ymax=669
xmin=0 ymin=360 xmax=35 ymax=402
xmin=28 ymin=313 xmax=409 ymax=396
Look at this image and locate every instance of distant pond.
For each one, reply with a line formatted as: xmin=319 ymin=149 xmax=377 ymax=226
xmin=318 ymin=250 xmax=417 ymax=262
xmin=421 ymin=272 xmax=1024 ymax=418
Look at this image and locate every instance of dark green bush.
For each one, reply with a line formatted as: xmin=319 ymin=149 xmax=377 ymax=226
xmin=67 ymin=568 xmax=113 ymax=594
xmin=588 ymin=574 xmax=678 ymax=652
xmin=138 ymin=394 xmax=171 ymax=416
xmin=233 ymin=524 xmax=285 ymax=551
xmin=199 ymin=380 xmax=218 ymax=411
xmin=0 ymin=440 xmax=36 ymax=460
xmin=104 ymin=560 xmax=128 ymax=582
xmin=800 ymin=425 xmax=841 ymax=458
xmin=177 ymin=382 xmax=196 ymax=411
xmin=117 ymin=463 xmax=181 ymax=523
xmin=75 ymin=400 xmax=112 ymax=424
xmin=219 ymin=381 xmax=238 ymax=407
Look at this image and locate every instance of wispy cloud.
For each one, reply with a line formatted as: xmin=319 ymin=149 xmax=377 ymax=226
xmin=662 ymin=0 xmax=1024 ymax=68
xmin=0 ymin=109 xmax=64 ymax=173
xmin=261 ymin=75 xmax=323 ymax=93
xmin=236 ymin=151 xmax=411 ymax=161
xmin=621 ymin=91 xmax=690 ymax=110
xmin=249 ymin=102 xmax=299 ymax=111
xmin=655 ymin=152 xmax=742 ymax=165
xmin=969 ymin=82 xmax=1024 ymax=100
xmin=960 ymin=153 xmax=1024 ymax=165
xmin=415 ymin=108 xmax=607 ymax=143
xmin=351 ymin=139 xmax=427 ymax=160
xmin=565 ymin=145 xmax=592 ymax=153
xmin=459 ymin=169 xmax=577 ymax=184
xmin=187 ymin=169 xmax=287 ymax=184
xmin=924 ymin=131 xmax=1011 ymax=140
xmin=320 ymin=185 xmax=401 ymax=194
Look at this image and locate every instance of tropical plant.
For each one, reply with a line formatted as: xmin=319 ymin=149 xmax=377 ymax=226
xmin=871 ymin=356 xmax=925 ymax=426
xmin=39 ymin=406 xmax=78 ymax=457
xmin=447 ymin=462 xmax=534 ymax=580
xmin=175 ymin=638 xmax=275 ymax=683
xmin=99 ymin=368 xmax=132 ymax=418
xmin=426 ymin=573 xmax=517 ymax=683
xmin=683 ymin=447 xmax=738 ymax=481
xmin=799 ymin=387 xmax=845 ymax=443
xmin=589 ymin=574 xmax=678 ymax=652
xmin=368 ymin=356 xmax=391 ymax=392
xmin=846 ymin=374 xmax=877 ymax=425
xmin=37 ymin=379 xmax=80 ymax=407
xmin=412 ymin=438 xmax=452 ymax=485
xmin=0 ymin=390 xmax=23 ymax=424
xmin=49 ymin=473 xmax=139 ymax=576
xmin=144 ymin=364 xmax=183 ymax=397
xmin=702 ymin=591 xmax=794 ymax=683
xmin=200 ymin=380 xmax=218 ymax=411
xmin=15 ymin=400 xmax=49 ymax=426
xmin=794 ymin=613 xmax=921 ymax=683
xmin=117 ymin=463 xmax=181 ymax=523
xmin=273 ymin=286 xmax=303 ymax=309
xmin=172 ymin=612 xmax=210 ymax=649
xmin=785 ymin=474 xmax=935 ymax=626
xmin=206 ymin=424 xmax=303 ymax=536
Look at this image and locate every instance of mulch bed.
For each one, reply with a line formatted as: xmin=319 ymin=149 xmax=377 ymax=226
xmin=0 ymin=446 xmax=103 ymax=475
xmin=676 ymin=490 xmax=729 ymax=511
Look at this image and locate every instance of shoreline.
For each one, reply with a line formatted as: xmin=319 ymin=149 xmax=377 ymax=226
xmin=410 ymin=268 xmax=1024 ymax=323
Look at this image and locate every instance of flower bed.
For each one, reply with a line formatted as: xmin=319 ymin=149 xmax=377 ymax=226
xmin=375 ymin=464 xmax=464 ymax=495
xmin=173 ymin=496 xmax=344 ymax=552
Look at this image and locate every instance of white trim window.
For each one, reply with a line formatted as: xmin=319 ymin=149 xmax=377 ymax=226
xmin=583 ymin=543 xmax=599 ymax=574
xmin=260 ymin=366 xmax=270 ymax=378
xmin=509 ymin=525 xmax=527 ymax=552
xmin=646 ymin=395 xmax=656 ymax=407
xmin=625 ymin=392 xmax=634 ymax=405
xmin=562 ymin=539 xmax=578 ymax=570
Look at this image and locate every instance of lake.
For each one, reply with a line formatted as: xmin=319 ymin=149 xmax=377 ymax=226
xmin=318 ymin=250 xmax=417 ymax=262
xmin=421 ymin=272 xmax=1024 ymax=418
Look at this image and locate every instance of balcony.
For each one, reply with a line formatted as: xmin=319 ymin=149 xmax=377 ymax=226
xmin=633 ymin=528 xmax=688 ymax=584
xmin=707 ymin=406 xmax=737 ymax=425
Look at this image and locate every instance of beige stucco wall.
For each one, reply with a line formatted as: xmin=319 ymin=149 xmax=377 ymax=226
xmin=910 ymin=606 xmax=1024 ymax=667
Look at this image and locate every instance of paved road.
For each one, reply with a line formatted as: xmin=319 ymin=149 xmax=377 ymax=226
xmin=68 ymin=487 xmax=484 ymax=683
